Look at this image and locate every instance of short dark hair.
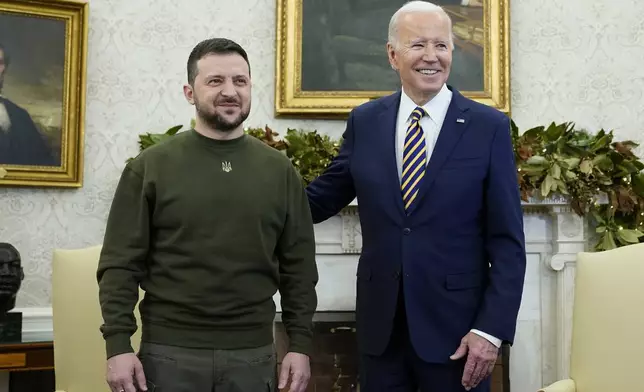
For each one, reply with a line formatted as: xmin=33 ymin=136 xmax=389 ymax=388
xmin=186 ymin=38 xmax=250 ymax=86
xmin=0 ymin=43 xmax=9 ymax=67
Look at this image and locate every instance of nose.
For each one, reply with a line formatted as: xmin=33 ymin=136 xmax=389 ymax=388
xmin=421 ymin=46 xmax=438 ymax=62
xmin=220 ymin=79 xmax=237 ymax=97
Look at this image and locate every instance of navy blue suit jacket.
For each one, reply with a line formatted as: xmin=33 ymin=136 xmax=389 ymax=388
xmin=306 ymin=87 xmax=526 ymax=363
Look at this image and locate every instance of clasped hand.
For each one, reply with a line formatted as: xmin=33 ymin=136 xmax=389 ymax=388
xmin=450 ymin=332 xmax=499 ymax=390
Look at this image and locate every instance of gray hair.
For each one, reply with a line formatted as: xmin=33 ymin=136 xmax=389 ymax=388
xmin=387 ymin=1 xmax=454 ymax=49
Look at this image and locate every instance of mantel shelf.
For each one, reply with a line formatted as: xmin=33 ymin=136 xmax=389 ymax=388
xmin=344 ymin=192 xmax=608 ymax=210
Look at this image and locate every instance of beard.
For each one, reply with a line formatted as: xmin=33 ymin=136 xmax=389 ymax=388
xmin=195 ymin=96 xmax=250 ymax=132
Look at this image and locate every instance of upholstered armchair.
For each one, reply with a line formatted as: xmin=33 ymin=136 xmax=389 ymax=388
xmin=52 ymin=245 xmax=143 ymax=392
xmin=538 ymin=242 xmax=644 ymax=392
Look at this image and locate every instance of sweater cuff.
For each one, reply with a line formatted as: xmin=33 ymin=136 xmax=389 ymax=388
xmin=105 ymin=333 xmax=134 ymax=359
xmin=287 ymin=332 xmax=313 ymax=357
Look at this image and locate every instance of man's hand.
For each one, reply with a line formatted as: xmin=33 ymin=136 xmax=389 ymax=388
xmin=106 ymin=352 xmax=147 ymax=392
xmin=278 ymin=352 xmax=311 ymax=392
xmin=450 ymin=332 xmax=498 ymax=390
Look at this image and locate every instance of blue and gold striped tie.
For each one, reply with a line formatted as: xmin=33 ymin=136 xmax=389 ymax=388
xmin=401 ymin=107 xmax=427 ymax=211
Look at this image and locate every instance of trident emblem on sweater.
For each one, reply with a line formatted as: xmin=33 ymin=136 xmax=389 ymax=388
xmin=222 ymin=161 xmax=232 ymax=172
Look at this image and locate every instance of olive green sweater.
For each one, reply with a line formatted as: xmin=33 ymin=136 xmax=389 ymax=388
xmin=97 ymin=129 xmax=318 ymax=359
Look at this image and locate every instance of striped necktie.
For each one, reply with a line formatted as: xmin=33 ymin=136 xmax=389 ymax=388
xmin=401 ymin=107 xmax=427 ymax=211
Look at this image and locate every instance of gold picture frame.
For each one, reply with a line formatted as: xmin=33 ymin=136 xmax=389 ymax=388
xmin=0 ymin=0 xmax=88 ymax=187
xmin=275 ymin=0 xmax=510 ymax=117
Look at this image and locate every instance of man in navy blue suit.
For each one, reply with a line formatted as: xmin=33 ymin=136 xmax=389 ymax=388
xmin=305 ymin=1 xmax=526 ymax=391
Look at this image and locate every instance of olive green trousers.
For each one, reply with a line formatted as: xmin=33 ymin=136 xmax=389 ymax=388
xmin=138 ymin=341 xmax=277 ymax=392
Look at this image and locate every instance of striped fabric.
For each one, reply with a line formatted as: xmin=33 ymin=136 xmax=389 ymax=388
xmin=401 ymin=107 xmax=427 ymax=211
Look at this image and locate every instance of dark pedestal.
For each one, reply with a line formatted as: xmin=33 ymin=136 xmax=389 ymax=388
xmin=0 ymin=312 xmax=22 ymax=343
xmin=10 ymin=369 xmax=55 ymax=392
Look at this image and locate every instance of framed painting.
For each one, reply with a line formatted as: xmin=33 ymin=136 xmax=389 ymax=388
xmin=275 ymin=0 xmax=510 ymax=117
xmin=0 ymin=0 xmax=88 ymax=187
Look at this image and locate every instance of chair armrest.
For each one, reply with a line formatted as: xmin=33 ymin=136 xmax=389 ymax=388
xmin=538 ymin=379 xmax=576 ymax=392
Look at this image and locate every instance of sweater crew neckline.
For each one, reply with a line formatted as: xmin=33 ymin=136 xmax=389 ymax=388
xmin=189 ymin=129 xmax=249 ymax=149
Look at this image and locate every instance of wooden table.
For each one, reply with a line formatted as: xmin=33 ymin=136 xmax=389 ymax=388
xmin=0 ymin=331 xmax=55 ymax=392
xmin=0 ymin=340 xmax=54 ymax=372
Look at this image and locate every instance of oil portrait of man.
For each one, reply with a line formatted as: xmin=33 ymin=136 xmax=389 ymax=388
xmin=0 ymin=11 xmax=66 ymax=167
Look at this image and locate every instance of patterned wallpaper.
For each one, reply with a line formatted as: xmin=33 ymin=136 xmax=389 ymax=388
xmin=1 ymin=0 xmax=643 ymax=307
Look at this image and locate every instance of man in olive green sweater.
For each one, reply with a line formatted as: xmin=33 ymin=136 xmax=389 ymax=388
xmin=97 ymin=38 xmax=318 ymax=392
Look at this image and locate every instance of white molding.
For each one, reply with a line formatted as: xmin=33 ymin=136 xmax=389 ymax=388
xmin=11 ymin=306 xmax=53 ymax=341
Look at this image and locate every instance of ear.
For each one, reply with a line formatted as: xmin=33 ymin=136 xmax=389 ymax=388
xmin=183 ymin=84 xmax=195 ymax=105
xmin=386 ymin=42 xmax=398 ymax=71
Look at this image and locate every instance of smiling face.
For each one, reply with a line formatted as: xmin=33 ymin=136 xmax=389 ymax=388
xmin=387 ymin=10 xmax=453 ymax=105
xmin=183 ymin=53 xmax=251 ymax=135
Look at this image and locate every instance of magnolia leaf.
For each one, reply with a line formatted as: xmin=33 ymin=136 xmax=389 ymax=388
xmin=526 ymin=155 xmax=547 ymax=165
xmin=555 ymin=179 xmax=568 ymax=194
xmin=520 ymin=165 xmax=547 ymax=175
xmin=596 ymin=226 xmax=606 ymax=233
xmin=591 ymin=209 xmax=606 ymax=225
xmin=550 ymin=163 xmax=561 ymax=179
xmin=619 ymin=161 xmax=639 ymax=173
xmin=522 ymin=126 xmax=544 ymax=140
xmin=149 ymin=134 xmax=167 ymax=144
xmin=613 ymin=164 xmax=632 ymax=178
xmin=579 ymin=160 xmax=593 ymax=174
xmin=633 ymin=160 xmax=644 ymax=171
xmin=562 ymin=143 xmax=588 ymax=157
xmin=562 ymin=157 xmax=580 ymax=169
xmin=591 ymin=133 xmax=612 ymax=152
xmin=601 ymin=231 xmax=617 ymax=250
xmin=613 ymin=140 xmax=640 ymax=148
xmin=564 ymin=170 xmax=578 ymax=180
xmin=510 ymin=119 xmax=520 ymax=140
xmin=592 ymin=154 xmax=613 ymax=171
xmin=617 ymin=229 xmax=644 ymax=244
xmin=608 ymin=150 xmax=625 ymax=165
xmin=541 ymin=174 xmax=554 ymax=197
xmin=632 ymin=173 xmax=644 ymax=197
xmin=166 ymin=125 xmax=183 ymax=135
xmin=545 ymin=122 xmax=564 ymax=141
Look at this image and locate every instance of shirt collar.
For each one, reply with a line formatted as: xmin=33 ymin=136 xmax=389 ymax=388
xmin=399 ymin=84 xmax=452 ymax=124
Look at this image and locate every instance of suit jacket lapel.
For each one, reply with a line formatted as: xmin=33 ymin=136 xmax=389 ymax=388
xmin=405 ymin=89 xmax=471 ymax=215
xmin=375 ymin=92 xmax=406 ymax=218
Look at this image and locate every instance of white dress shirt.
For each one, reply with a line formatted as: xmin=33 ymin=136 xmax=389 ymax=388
xmin=394 ymin=84 xmax=502 ymax=349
